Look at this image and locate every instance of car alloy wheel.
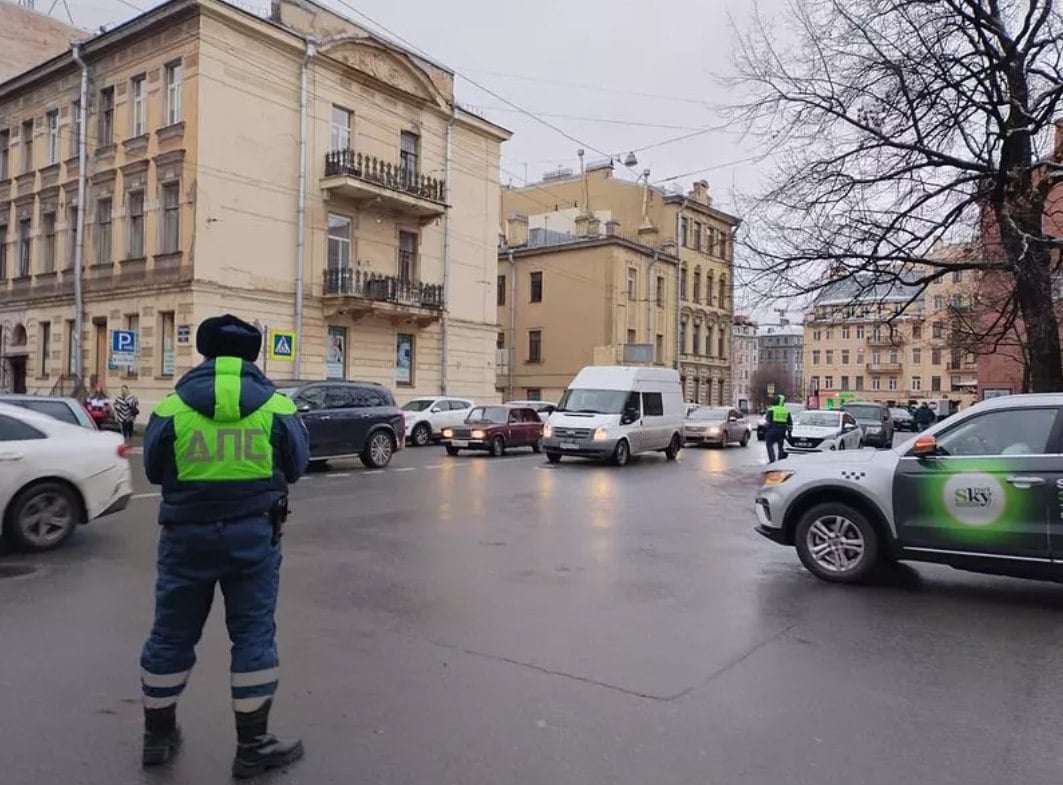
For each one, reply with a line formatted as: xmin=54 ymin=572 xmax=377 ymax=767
xmin=361 ymin=432 xmax=394 ymax=469
xmin=794 ymin=504 xmax=879 ymax=583
xmin=490 ymin=436 xmax=505 ymax=457
xmin=8 ymin=483 xmax=78 ymax=552
xmin=411 ymin=423 xmax=432 ymax=447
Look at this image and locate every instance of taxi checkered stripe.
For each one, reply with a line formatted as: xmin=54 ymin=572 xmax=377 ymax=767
xmin=840 ymin=470 xmax=867 ymax=480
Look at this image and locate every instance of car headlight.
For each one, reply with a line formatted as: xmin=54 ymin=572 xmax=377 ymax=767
xmin=471 ymin=429 xmax=486 ymax=439
xmin=593 ymin=426 xmax=609 ymax=441
xmin=442 ymin=429 xmax=453 ymax=439
xmin=762 ymin=470 xmax=795 ymax=486
xmin=543 ymin=424 xmax=552 ymax=438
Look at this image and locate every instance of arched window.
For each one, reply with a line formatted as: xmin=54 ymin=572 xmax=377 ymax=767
xmin=718 ymin=275 xmax=727 ymax=308
xmin=706 ymin=271 xmax=715 ymax=305
xmin=705 ymin=324 xmax=714 ymax=356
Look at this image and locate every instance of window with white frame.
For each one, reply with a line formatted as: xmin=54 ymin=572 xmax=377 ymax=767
xmin=127 ymin=191 xmax=145 ymax=258
xmin=46 ymin=110 xmax=59 ymax=165
xmin=160 ymin=183 xmax=180 ymax=254
xmin=131 ymin=75 xmax=146 ymax=136
xmin=888 ymin=376 xmax=898 ymax=391
xmin=41 ymin=211 xmax=55 ymax=272
xmin=912 ymin=376 xmax=922 ymax=391
xmin=871 ymin=375 xmax=881 ymax=390
xmin=164 ymin=61 xmax=183 ymax=125
xmin=331 ymin=106 xmax=352 ymax=151
xmin=95 ymin=197 xmax=112 ymax=265
xmin=326 ymin=213 xmax=350 ymax=270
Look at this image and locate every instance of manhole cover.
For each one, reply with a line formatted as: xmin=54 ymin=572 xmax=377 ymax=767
xmin=0 ymin=563 xmax=40 ymax=579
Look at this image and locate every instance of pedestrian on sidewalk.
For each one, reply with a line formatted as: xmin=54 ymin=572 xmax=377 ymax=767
xmin=764 ymin=394 xmax=793 ymax=463
xmin=139 ymin=314 xmax=310 ymax=778
xmin=914 ymin=401 xmax=935 ymax=432
xmin=113 ymin=385 xmax=139 ymax=443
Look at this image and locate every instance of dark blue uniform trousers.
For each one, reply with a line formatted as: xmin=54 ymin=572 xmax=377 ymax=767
xmin=140 ymin=515 xmax=281 ymax=713
xmin=765 ymin=426 xmax=788 ymax=463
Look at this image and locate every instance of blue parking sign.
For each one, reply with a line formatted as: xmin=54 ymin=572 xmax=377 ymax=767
xmin=110 ymin=329 xmax=138 ymax=368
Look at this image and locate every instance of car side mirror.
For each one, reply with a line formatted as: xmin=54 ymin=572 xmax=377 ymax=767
xmin=297 ymin=404 xmax=311 ymax=413
xmin=431 ymin=406 xmax=443 ymax=413
xmin=728 ymin=416 xmax=738 ymax=423
xmin=621 ymin=408 xmax=639 ymax=425
xmin=912 ymin=435 xmax=938 ymax=457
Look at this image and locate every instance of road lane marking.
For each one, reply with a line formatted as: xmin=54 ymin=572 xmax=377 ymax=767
xmin=394 ymin=467 xmax=415 ymax=472
xmin=327 ymin=473 xmax=352 ymax=478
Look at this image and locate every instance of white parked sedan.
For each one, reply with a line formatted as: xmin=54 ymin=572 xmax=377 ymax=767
xmin=786 ymin=409 xmax=863 ymax=453
xmin=0 ymin=402 xmax=132 ymax=552
xmin=401 ymin=396 xmax=475 ymax=446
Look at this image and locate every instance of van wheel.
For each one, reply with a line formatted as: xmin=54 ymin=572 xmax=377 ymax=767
xmin=360 ymin=432 xmax=394 ymax=469
xmin=546 ymin=452 xmax=562 ymax=464
xmin=794 ymin=503 xmax=879 ymax=584
xmin=665 ymin=434 xmax=682 ymax=461
xmin=611 ymin=439 xmax=630 ymax=466
xmin=531 ymin=439 xmax=543 ymax=453
xmin=490 ymin=436 xmax=505 ymax=457
xmin=740 ymin=432 xmax=750 ymax=447
xmin=411 ymin=423 xmax=432 ymax=447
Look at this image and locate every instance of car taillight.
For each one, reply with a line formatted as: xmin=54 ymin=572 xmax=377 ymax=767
xmin=117 ymin=444 xmax=130 ymax=459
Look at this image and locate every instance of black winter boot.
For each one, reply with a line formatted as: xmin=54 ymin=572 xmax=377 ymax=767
xmin=142 ymin=705 xmax=182 ymax=766
xmin=232 ymin=699 xmax=304 ymax=779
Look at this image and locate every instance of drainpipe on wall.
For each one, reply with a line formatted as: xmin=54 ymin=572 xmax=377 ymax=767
xmin=440 ymin=112 xmax=454 ymax=394
xmin=71 ymin=43 xmax=89 ymax=386
xmin=294 ymin=39 xmax=315 ymax=378
xmin=508 ymin=249 xmax=516 ymax=400
xmin=647 ymin=250 xmax=658 ymax=362
xmin=674 ymin=206 xmax=683 ymax=373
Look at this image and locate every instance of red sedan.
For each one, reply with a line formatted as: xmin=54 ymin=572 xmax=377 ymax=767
xmin=441 ymin=405 xmax=544 ymax=457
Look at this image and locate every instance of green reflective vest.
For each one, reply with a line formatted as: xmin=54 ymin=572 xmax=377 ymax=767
xmin=153 ymin=356 xmax=297 ymax=482
xmin=767 ymin=404 xmax=790 ymax=424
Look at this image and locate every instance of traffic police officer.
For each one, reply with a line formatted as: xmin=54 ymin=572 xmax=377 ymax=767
xmin=764 ymin=394 xmax=793 ymax=463
xmin=139 ymin=314 xmax=309 ymax=778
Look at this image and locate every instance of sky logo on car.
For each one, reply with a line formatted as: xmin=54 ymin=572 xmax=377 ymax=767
xmin=941 ymin=473 xmax=1006 ymax=527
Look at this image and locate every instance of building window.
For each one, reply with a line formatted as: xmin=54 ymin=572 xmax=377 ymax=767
xmin=95 ymin=197 xmax=112 ymax=265
xmin=327 ymin=213 xmax=351 ymax=270
xmin=0 ymin=224 xmax=6 ymax=279
xmin=131 ymin=76 xmax=146 ymax=137
xmin=692 ymin=269 xmax=702 ymax=302
xmin=497 ymin=275 xmax=506 ymax=306
xmin=655 ymin=333 xmax=663 ymax=363
xmin=912 ymin=323 xmax=922 ymax=340
xmin=159 ymin=311 xmax=175 ymax=376
xmin=888 ymin=376 xmax=898 ymax=391
xmin=656 ymin=275 xmax=665 ymax=306
xmin=841 ymin=326 xmax=850 ymax=339
xmin=717 ymin=329 xmax=725 ymax=358
xmin=826 ymin=328 xmax=833 ymax=340
xmin=680 ymin=265 xmax=687 ymax=300
xmin=705 ymin=325 xmax=713 ymax=356
xmin=331 ymin=105 xmax=352 ymax=151
xmin=21 ymin=119 xmax=33 ymax=173
xmin=856 ymin=325 xmax=865 ymax=339
xmin=125 ymin=313 xmax=139 ymax=378
xmin=127 ymin=191 xmax=145 ymax=258
xmin=912 ymin=376 xmax=921 ymax=391
xmin=528 ymin=329 xmax=542 ymax=362
xmin=496 ymin=331 xmax=505 ymax=350
xmin=950 ymin=347 xmax=962 ymax=368
xmin=625 ymin=267 xmax=637 ymax=301
xmin=825 ymin=350 xmax=834 ymax=364
xmin=70 ymin=100 xmax=80 ymax=158
xmin=525 ymin=388 xmax=541 ymax=400
xmin=871 ymin=376 xmax=881 ymax=391
xmin=812 ymin=350 xmax=821 ymax=365
xmin=693 ymin=222 xmax=702 ymax=251
xmin=97 ymin=87 xmax=114 ymax=148
xmin=952 ymin=269 xmax=962 ymax=283
xmin=888 ymin=348 xmax=898 ymax=364
xmin=46 ymin=110 xmax=59 ymax=165
xmin=396 ymin=333 xmax=413 ymax=385
xmin=160 ymin=183 xmax=180 ymax=254
xmin=841 ymin=349 xmax=849 ymax=365
xmin=65 ymin=319 xmax=76 ymax=375
xmin=400 ymin=130 xmax=419 ymax=184
xmin=912 ymin=347 xmax=921 ymax=364
xmin=813 ymin=330 xmax=821 ymax=341
xmin=841 ymin=375 xmax=850 ymax=390
xmin=530 ymin=271 xmax=543 ymax=302
xmin=41 ymin=211 xmax=55 ymax=273
xmin=165 ymin=62 xmax=182 ymax=125
xmin=931 ymin=347 xmax=942 ymax=365
xmin=679 ymin=322 xmax=687 ymax=354
xmin=718 ymin=275 xmax=727 ymax=307
xmin=17 ymin=218 xmax=31 ymax=277
xmin=931 ymin=375 xmax=941 ymax=392
xmin=824 ymin=376 xmax=833 ymax=389
xmin=871 ymin=350 xmax=881 ymax=365
xmin=627 ymin=328 xmax=637 ymax=345
xmin=692 ymin=325 xmax=701 ymax=356
xmin=39 ymin=321 xmax=50 ymax=376
xmin=66 ymin=204 xmax=77 ymax=269
xmin=398 ymin=230 xmax=417 ymax=281
xmin=680 ymin=217 xmax=688 ymax=247
xmin=0 ymin=128 xmax=8 ymax=178
xmin=933 ymin=295 xmax=944 ymax=311
xmin=855 ymin=375 xmax=864 ymax=391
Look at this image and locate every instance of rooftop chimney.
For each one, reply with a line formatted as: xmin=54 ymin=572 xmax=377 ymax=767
xmin=605 ymin=219 xmax=621 ymax=237
xmin=574 ymin=214 xmax=590 ymax=238
xmin=506 ymin=213 xmax=529 ymax=247
xmin=586 ymin=216 xmax=601 ymax=237
xmin=688 ymin=179 xmax=712 ymax=207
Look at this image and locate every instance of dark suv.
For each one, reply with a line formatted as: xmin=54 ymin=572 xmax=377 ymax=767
xmin=842 ymin=401 xmax=894 ymax=447
xmin=276 ymin=380 xmax=404 ymax=469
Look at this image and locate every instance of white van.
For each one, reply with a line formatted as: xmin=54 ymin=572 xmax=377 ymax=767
xmin=542 ymin=366 xmax=685 ymax=465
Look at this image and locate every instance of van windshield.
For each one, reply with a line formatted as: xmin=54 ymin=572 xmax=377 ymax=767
xmin=556 ymin=389 xmax=630 ymax=415
xmin=845 ymin=404 xmax=882 ymax=421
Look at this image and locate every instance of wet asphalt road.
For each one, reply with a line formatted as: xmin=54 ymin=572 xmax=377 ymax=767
xmin=3 ymin=441 xmax=1063 ymax=785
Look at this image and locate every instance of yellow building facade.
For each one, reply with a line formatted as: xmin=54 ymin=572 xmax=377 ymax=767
xmin=0 ymin=0 xmax=509 ymax=410
xmin=502 ymin=165 xmax=740 ymax=405
xmin=496 ymin=215 xmax=680 ymax=402
xmin=804 ymin=265 xmax=980 ymax=408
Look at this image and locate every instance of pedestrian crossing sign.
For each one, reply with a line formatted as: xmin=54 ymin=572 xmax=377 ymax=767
xmin=269 ymin=331 xmax=296 ymax=362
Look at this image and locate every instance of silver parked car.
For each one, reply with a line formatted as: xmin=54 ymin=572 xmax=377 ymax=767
xmin=0 ymin=395 xmax=97 ymax=430
xmin=684 ymin=406 xmax=751 ymax=447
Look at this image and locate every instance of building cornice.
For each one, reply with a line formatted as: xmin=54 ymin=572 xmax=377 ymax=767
xmin=499 ymin=235 xmax=680 ymax=265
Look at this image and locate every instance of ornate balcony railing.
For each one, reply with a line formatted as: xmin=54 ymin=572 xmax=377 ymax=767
xmin=323 ymin=149 xmax=445 ymax=204
xmin=323 ymin=266 xmax=444 ymax=310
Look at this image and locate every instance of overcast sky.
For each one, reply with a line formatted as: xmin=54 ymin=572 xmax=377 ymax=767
xmin=50 ymin=0 xmax=793 ymax=318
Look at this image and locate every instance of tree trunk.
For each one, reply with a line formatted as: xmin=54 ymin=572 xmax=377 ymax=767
xmin=1015 ymin=274 xmax=1063 ymax=391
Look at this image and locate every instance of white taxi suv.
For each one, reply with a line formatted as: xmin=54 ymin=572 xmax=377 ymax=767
xmin=754 ymin=394 xmax=1063 ymax=585
xmin=0 ymin=402 xmax=132 ymax=552
xmin=401 ymin=396 xmax=474 ymax=446
xmin=786 ymin=409 xmax=863 ymax=453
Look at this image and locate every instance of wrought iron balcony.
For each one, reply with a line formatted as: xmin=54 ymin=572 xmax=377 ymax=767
xmin=865 ymin=334 xmax=904 ymax=346
xmin=322 ymin=149 xmax=446 ymax=223
xmin=866 ymin=362 xmax=903 ymax=373
xmin=323 ymin=266 xmax=444 ymax=323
